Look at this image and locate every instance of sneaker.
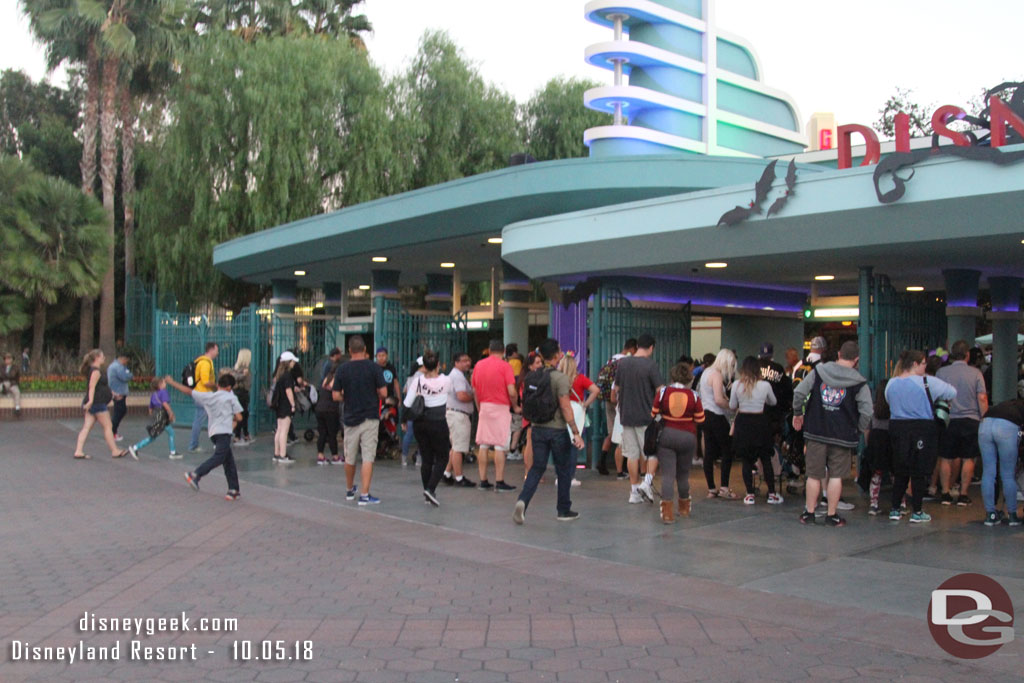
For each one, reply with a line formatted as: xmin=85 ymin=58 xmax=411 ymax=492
xmin=185 ymin=472 xmax=199 ymax=491
xmin=940 ymin=492 xmax=954 ymax=506
xmin=188 ymin=446 xmax=202 ymax=453
xmin=616 ymin=471 xmax=629 ymax=480
xmin=169 ymin=452 xmax=182 ymax=459
xmin=868 ymin=504 xmax=880 ymax=516
xmin=1018 ymin=491 xmax=1024 ymax=503
xmin=628 ymin=490 xmax=644 ymax=504
xmin=495 ymin=481 xmax=516 ymax=492
xmin=888 ymin=509 xmax=902 ymax=521
xmin=127 ymin=445 xmax=139 ymax=460
xmin=1008 ymin=513 xmax=1022 ymax=527
xmin=457 ymin=477 xmax=476 ymax=487
xmin=984 ymin=511 xmax=1003 ymax=527
xmin=825 ymin=514 xmax=846 ymax=527
xmin=692 ymin=457 xmax=703 ymax=467
xmin=767 ymin=493 xmax=784 ymax=505
xmin=513 ymin=500 xmax=526 ymax=525
xmin=478 ymin=480 xmax=494 ymax=490
xmin=909 ymin=511 xmax=932 ymax=524
xmin=925 ymin=486 xmax=937 ymax=500
xmin=506 ymin=451 xmax=522 ymax=461
xmin=316 ymin=457 xmax=327 ymax=466
xmin=114 ymin=434 xmax=124 ymax=442
xmin=743 ymin=494 xmax=756 ymax=505
xmin=557 ymin=511 xmax=580 ymax=522
xmin=442 ymin=472 xmax=454 ymax=486
xmin=345 ymin=486 xmax=358 ymax=501
xmin=570 ymin=478 xmax=582 ymax=487
xmin=956 ymin=494 xmax=972 ymax=507
xmin=423 ymin=490 xmax=439 ymax=507
xmin=330 ymin=456 xmax=342 ymax=465
xmin=836 ymin=499 xmax=855 ymax=511
xmin=358 ymin=494 xmax=380 ymax=506
xmin=798 ymin=509 xmax=815 ymax=525
xmin=638 ymin=481 xmax=655 ymax=503
xmin=401 ymin=458 xmax=408 ymax=467
xmin=287 ymin=438 xmax=299 ymax=446
xmin=279 ymin=455 xmax=296 ymax=464
xmin=225 ymin=490 xmax=240 ymax=501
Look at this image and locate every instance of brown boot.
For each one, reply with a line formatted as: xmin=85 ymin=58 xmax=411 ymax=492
xmin=660 ymin=500 xmax=675 ymax=524
xmin=678 ymin=497 xmax=691 ymax=517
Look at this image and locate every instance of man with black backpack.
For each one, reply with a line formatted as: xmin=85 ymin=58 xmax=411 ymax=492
xmin=513 ymin=338 xmax=585 ymax=524
xmin=596 ymin=338 xmax=637 ymax=476
xmin=187 ymin=342 xmax=219 ymax=453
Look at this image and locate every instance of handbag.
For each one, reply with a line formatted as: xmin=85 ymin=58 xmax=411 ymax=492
xmin=643 ymin=387 xmax=668 ymax=456
xmin=147 ymin=408 xmax=169 ymax=438
xmin=922 ymin=376 xmax=950 ymax=427
xmin=405 ymin=377 xmax=426 ymax=421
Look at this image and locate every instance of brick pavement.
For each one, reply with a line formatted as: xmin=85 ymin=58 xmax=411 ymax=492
xmin=1 ymin=419 xmax=1021 ymax=682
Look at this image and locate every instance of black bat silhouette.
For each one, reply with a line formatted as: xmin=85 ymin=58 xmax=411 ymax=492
xmin=717 ymin=201 xmax=756 ymax=226
xmin=784 ymin=158 xmax=797 ymax=192
xmin=753 ymin=159 xmax=777 ymax=208
xmin=544 ymin=279 xmax=602 ymax=309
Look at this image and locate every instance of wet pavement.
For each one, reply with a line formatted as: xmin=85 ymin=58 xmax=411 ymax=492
xmin=1 ymin=416 xmax=1021 ymax=681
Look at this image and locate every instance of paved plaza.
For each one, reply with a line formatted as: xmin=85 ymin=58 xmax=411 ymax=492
xmin=2 ymin=416 xmax=1022 ymax=682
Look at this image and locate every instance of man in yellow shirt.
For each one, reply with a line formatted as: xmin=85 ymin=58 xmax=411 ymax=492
xmin=188 ymin=342 xmax=219 ymax=452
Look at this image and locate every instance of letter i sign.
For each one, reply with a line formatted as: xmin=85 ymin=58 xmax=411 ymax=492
xmin=928 ymin=573 xmax=1014 ymax=659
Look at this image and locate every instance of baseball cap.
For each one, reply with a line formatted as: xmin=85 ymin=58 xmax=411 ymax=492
xmin=810 ymin=336 xmax=827 ymax=350
xmin=758 ymin=342 xmax=773 ymax=358
xmin=375 ymin=347 xmax=388 ymax=355
xmin=279 ymin=351 xmax=299 ymax=363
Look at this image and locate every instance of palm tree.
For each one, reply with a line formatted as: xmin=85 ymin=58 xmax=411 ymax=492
xmin=296 ymin=0 xmax=372 ymax=47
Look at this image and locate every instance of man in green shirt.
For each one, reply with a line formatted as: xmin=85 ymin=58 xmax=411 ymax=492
xmin=513 ymin=338 xmax=585 ymax=524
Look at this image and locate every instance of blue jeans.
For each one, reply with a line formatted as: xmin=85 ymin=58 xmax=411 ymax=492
xmin=189 ymin=403 xmax=208 ymax=449
xmin=194 ymin=433 xmax=239 ymax=492
xmin=133 ymin=425 xmax=176 ymax=453
xmin=401 ymin=420 xmax=416 ymax=458
xmin=518 ymin=426 xmax=574 ymax=515
xmin=979 ymin=417 xmax=1020 ymax=513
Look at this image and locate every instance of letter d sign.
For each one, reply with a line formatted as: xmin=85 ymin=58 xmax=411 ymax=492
xmin=930 ymin=590 xmax=992 ymax=626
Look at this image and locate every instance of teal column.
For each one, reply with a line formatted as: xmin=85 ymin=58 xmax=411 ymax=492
xmin=425 ymin=273 xmax=454 ymax=312
xmin=501 ymin=261 xmax=530 ymax=350
xmin=322 ymin=282 xmax=342 ymax=317
xmin=858 ymin=266 xmax=873 ymax=385
xmin=372 ymin=269 xmax=400 ymax=352
xmin=988 ymin=276 xmax=1022 ymax=403
xmin=943 ymin=269 xmax=981 ymax=348
xmin=271 ymin=278 xmax=297 ymax=365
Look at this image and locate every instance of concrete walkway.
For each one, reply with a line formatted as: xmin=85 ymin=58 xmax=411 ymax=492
xmin=1 ymin=417 xmax=1021 ymax=682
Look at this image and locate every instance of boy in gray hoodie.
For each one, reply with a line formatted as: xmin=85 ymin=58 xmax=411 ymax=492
xmin=792 ymin=341 xmax=873 ymax=526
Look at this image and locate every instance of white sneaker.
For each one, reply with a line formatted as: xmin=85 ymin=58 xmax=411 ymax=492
xmin=571 ymin=478 xmax=581 ymax=487
xmin=767 ymin=493 xmax=784 ymax=505
xmin=1017 ymin=491 xmax=1024 ymax=502
xmin=628 ymin=490 xmax=644 ymax=504
xmin=169 ymin=452 xmax=182 ymax=459
xmin=114 ymin=434 xmax=124 ymax=442
xmin=836 ymin=500 xmax=855 ymax=511
xmin=638 ymin=480 xmax=655 ymax=503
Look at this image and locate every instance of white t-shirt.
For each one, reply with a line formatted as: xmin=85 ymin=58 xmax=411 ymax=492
xmin=447 ymin=367 xmax=474 ymax=413
xmin=404 ymin=374 xmax=452 ymax=409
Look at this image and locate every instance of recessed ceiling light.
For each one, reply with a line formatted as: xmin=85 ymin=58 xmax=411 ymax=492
xmin=440 ymin=262 xmax=455 ymax=268
xmin=358 ymin=284 xmax=370 ymax=290
xmin=487 ymin=237 xmax=503 ymax=244
xmin=814 ymin=275 xmax=835 ymax=281
xmin=371 ymin=256 xmax=388 ymax=263
xmin=704 ymin=262 xmax=727 ymax=269
xmin=293 ymin=270 xmax=306 ymax=276
xmin=906 ymin=286 xmax=924 ymax=292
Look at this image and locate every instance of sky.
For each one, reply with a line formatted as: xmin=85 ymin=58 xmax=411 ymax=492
xmin=3 ymin=0 xmax=1021 ymax=136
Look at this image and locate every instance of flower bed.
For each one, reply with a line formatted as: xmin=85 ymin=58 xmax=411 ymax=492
xmin=18 ymin=375 xmax=156 ymax=393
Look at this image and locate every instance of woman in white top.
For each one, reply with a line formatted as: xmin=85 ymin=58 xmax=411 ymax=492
xmin=730 ymin=356 xmax=781 ymax=505
xmin=403 ymin=350 xmax=453 ymax=506
xmin=699 ymin=349 xmax=737 ymax=498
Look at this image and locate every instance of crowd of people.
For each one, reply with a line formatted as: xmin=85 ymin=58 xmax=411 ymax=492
xmin=65 ymin=331 xmax=1024 ymax=528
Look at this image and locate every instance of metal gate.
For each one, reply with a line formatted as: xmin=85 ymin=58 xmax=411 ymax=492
xmin=374 ymin=298 xmax=469 ymax=380
xmin=590 ymin=286 xmax=691 ymax=380
xmin=869 ymin=274 xmax=946 ymax=384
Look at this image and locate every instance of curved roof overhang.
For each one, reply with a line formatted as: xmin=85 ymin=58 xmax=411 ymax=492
xmin=502 ymin=144 xmax=1024 ymax=294
xmin=213 ymin=155 xmax=824 ymax=287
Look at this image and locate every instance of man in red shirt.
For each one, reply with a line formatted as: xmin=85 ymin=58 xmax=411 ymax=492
xmin=471 ymin=339 xmax=520 ymax=491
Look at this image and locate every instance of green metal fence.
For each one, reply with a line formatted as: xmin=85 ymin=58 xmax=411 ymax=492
xmin=869 ymin=274 xmax=946 ymax=383
xmin=374 ymin=298 xmax=470 ymax=379
xmin=125 ymin=276 xmax=177 ymax=355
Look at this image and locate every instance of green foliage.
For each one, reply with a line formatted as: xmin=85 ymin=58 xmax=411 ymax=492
xmin=876 ymin=87 xmax=932 ymax=139
xmin=0 ymin=69 xmax=83 ymax=184
xmin=188 ymin=0 xmax=371 ymax=42
xmin=521 ymin=76 xmax=611 ymax=161
xmin=137 ymin=34 xmax=394 ymax=309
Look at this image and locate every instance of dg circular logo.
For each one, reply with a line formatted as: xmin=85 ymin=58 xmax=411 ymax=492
xmin=928 ymin=573 xmax=1014 ymax=659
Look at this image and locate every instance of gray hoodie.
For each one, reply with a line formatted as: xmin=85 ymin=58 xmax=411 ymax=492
xmin=793 ymin=361 xmax=873 ymax=447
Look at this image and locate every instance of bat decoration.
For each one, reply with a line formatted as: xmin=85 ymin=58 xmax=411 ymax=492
xmin=717 ymin=160 xmax=782 ymax=226
xmin=544 ymin=279 xmax=602 ymax=309
xmin=766 ymin=160 xmax=798 ymax=217
xmin=717 ymin=201 xmax=757 ymax=226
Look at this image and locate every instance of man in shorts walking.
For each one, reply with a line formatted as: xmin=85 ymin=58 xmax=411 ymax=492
xmin=443 ymin=352 xmax=476 ymax=487
xmin=792 ymin=341 xmax=873 ymax=526
xmin=472 ymin=339 xmax=519 ymax=491
xmin=613 ymin=334 xmax=664 ymax=504
xmin=333 ymin=336 xmax=387 ymax=505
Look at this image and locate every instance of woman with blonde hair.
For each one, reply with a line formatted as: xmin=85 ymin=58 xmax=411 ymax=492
xmin=557 ymin=351 xmax=599 ymax=486
xmin=73 ymin=349 xmax=129 ymax=460
xmin=271 ymin=352 xmax=298 ymax=464
xmin=699 ymin=348 xmax=737 ymax=498
xmin=232 ymin=349 xmax=253 ymax=445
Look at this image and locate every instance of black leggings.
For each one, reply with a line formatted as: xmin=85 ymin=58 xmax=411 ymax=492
xmin=233 ymin=388 xmax=250 ymax=438
xmin=890 ymin=419 xmax=938 ymax=513
xmin=702 ymin=412 xmax=733 ymax=490
xmin=316 ymin=410 xmax=339 ymax=455
xmin=734 ymin=413 xmax=776 ymax=494
xmin=413 ymin=418 xmax=451 ymax=494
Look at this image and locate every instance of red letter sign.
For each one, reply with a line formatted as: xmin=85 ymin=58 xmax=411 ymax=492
xmin=989 ymin=95 xmax=1024 ymax=148
xmin=837 ymin=124 xmax=880 ymax=169
xmin=895 ymin=112 xmax=911 ymax=152
xmin=932 ymin=105 xmax=970 ymax=146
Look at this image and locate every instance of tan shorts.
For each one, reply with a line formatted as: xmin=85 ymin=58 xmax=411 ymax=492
xmin=804 ymin=440 xmax=853 ymax=480
xmin=343 ymin=418 xmax=378 ymax=464
xmin=446 ymin=410 xmax=472 ymax=454
xmin=604 ymin=402 xmax=616 ymax=437
xmin=620 ymin=425 xmax=647 ymax=461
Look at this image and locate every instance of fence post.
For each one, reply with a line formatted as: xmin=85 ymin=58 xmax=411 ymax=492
xmin=247 ymin=303 xmax=259 ymax=436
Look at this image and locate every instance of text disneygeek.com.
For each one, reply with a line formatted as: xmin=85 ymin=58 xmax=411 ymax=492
xmin=8 ymin=612 xmax=314 ymax=663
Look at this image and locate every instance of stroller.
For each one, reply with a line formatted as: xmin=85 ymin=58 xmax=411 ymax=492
xmin=294 ymin=384 xmax=318 ymax=442
xmin=377 ymin=398 xmax=400 ymax=459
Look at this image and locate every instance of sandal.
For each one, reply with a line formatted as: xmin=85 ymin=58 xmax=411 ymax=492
xmin=718 ymin=487 xmax=738 ymax=499
xmin=706 ymin=489 xmax=720 ymax=499
xmin=113 ymin=450 xmax=128 ymax=458
xmin=73 ymin=454 xmax=91 ymax=460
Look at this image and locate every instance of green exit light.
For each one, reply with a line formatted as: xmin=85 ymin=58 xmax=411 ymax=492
xmin=803 ymin=309 xmax=812 ymax=319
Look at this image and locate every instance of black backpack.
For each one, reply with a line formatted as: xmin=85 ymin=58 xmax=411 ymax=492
xmin=181 ymin=359 xmax=197 ymax=388
xmin=521 ymin=368 xmax=559 ymax=424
